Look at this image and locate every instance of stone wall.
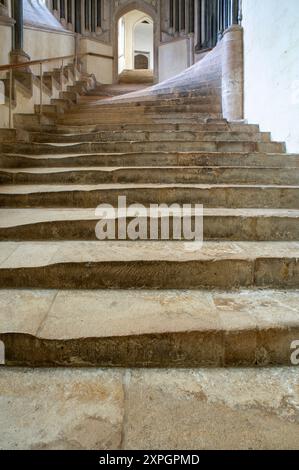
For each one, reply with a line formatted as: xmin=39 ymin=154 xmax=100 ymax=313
xmin=242 ymin=0 xmax=299 ymax=152
xmin=158 ymin=37 xmax=191 ymax=82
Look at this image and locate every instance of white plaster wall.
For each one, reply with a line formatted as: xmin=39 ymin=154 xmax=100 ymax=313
xmin=134 ymin=22 xmax=154 ymax=69
xmin=242 ymin=0 xmax=299 ymax=152
xmin=0 ymin=24 xmax=12 ymax=65
xmin=24 ymin=27 xmax=75 ymax=69
xmin=158 ymin=38 xmax=190 ymax=82
xmin=80 ymin=38 xmax=113 ymax=84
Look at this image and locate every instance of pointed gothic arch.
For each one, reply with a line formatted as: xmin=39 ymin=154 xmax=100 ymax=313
xmin=113 ymin=0 xmax=159 ymax=82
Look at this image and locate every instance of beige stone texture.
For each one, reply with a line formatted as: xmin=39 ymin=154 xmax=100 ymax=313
xmin=0 ymin=368 xmax=299 ymax=450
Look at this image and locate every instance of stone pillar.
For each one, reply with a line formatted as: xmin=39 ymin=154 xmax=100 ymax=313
xmin=180 ymin=0 xmax=185 ymax=32
xmin=174 ymin=0 xmax=179 ymax=34
xmin=91 ymin=0 xmax=96 ymax=33
xmin=188 ymin=0 xmax=195 ymax=34
xmin=221 ymin=24 xmax=244 ymax=121
xmin=74 ymin=0 xmax=81 ymax=34
xmin=97 ymin=0 xmax=102 ymax=30
xmin=10 ymin=0 xmax=30 ymax=65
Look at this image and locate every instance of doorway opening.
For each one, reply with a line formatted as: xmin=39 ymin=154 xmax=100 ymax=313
xmin=117 ymin=9 xmax=154 ymax=83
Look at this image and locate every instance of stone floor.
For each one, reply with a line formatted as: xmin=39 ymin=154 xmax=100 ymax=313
xmin=0 ymin=367 xmax=299 ymax=450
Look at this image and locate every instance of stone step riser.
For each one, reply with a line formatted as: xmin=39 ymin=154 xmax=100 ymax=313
xmin=1 ymin=167 xmax=298 ymax=186
xmin=1 ymin=153 xmax=297 ymax=169
xmin=30 ymin=131 xmax=270 ymax=144
xmin=58 ymin=116 xmax=222 ymax=125
xmin=47 ymin=123 xmax=261 ymax=134
xmin=59 ymin=91 xmax=79 ymax=103
xmin=64 ymin=105 xmax=222 ymax=116
xmin=34 ymin=105 xmax=65 ymax=116
xmin=86 ymin=86 xmax=221 ymax=99
xmin=59 ymin=111 xmax=221 ymax=120
xmin=80 ymin=93 xmax=222 ymax=103
xmin=1 ymin=325 xmax=298 ymax=367
xmin=1 ymin=186 xmax=298 ymax=209
xmin=0 ymin=257 xmax=298 ymax=290
xmin=1 ymin=141 xmax=285 ymax=155
xmin=1 ymin=215 xmax=298 ymax=241
xmin=76 ymin=98 xmax=222 ymax=110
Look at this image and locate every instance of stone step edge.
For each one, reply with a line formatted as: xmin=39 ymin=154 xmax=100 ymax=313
xmin=0 ymin=288 xmax=298 ymax=367
xmin=0 ymin=241 xmax=299 ymax=289
xmin=1 ymin=210 xmax=299 ymax=241
xmin=1 ymin=207 xmax=298 ymax=227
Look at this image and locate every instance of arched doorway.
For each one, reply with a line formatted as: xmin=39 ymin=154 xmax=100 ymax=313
xmin=134 ymin=54 xmax=149 ymax=70
xmin=117 ymin=10 xmax=154 ymax=76
xmin=114 ymin=1 xmax=159 ymax=83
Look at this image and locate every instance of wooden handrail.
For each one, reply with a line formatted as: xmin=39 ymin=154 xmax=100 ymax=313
xmin=0 ymin=52 xmax=114 ymax=72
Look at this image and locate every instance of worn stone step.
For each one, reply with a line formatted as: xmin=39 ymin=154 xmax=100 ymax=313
xmin=0 ymin=141 xmax=286 ymax=155
xmin=13 ymin=113 xmax=56 ymax=132
xmin=1 ymin=288 xmax=299 ymax=367
xmin=29 ymin=130 xmax=271 ymax=144
xmin=0 ymin=151 xmax=293 ymax=169
xmin=1 ymin=183 xmax=298 ymax=209
xmin=77 ymin=95 xmax=221 ymax=108
xmin=44 ymin=122 xmax=261 ymax=134
xmin=1 ymin=208 xmax=298 ymax=241
xmin=0 ymin=241 xmax=298 ymax=289
xmin=34 ymin=105 xmax=64 ymax=116
xmin=63 ymin=104 xmax=222 ymax=117
xmin=50 ymin=99 xmax=72 ymax=111
xmin=1 ymin=166 xmax=298 ymax=186
xmin=75 ymin=100 xmax=222 ymax=112
xmin=2 ymin=152 xmax=297 ymax=169
xmin=1 ymin=367 xmax=299 ymax=449
xmin=58 ymin=113 xmax=222 ymax=125
xmin=66 ymin=84 xmax=87 ymax=95
xmin=59 ymin=91 xmax=79 ymax=103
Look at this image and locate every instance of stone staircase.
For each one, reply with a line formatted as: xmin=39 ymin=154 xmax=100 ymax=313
xmin=0 ymin=80 xmax=299 ymax=368
xmin=118 ymin=69 xmax=154 ymax=84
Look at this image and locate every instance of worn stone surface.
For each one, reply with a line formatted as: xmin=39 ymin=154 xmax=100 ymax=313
xmin=0 ymin=367 xmax=299 ymax=450
xmin=0 ymin=208 xmax=299 ymax=242
xmin=0 ymin=369 xmax=124 ymax=450
xmin=0 ymin=289 xmax=299 ymax=367
xmin=0 ymin=241 xmax=298 ymax=290
xmin=123 ymin=368 xmax=299 ymax=450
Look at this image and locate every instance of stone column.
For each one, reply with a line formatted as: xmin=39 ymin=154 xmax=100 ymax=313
xmin=221 ymin=24 xmax=244 ymax=121
xmin=10 ymin=0 xmax=30 ymax=65
xmin=169 ymin=0 xmax=174 ymax=32
xmin=74 ymin=0 xmax=80 ymax=33
xmin=188 ymin=0 xmax=195 ymax=34
xmin=91 ymin=0 xmax=96 ymax=33
xmin=97 ymin=0 xmax=102 ymax=30
xmin=174 ymin=0 xmax=180 ymax=34
xmin=180 ymin=0 xmax=186 ymax=32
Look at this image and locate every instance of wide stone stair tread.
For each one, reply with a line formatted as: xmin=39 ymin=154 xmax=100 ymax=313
xmin=1 ymin=208 xmax=298 ymax=227
xmin=1 ymin=288 xmax=299 ymax=366
xmin=1 ymin=165 xmax=298 ymax=185
xmin=0 ymin=208 xmax=298 ymax=241
xmin=47 ymin=122 xmax=262 ymax=133
xmin=29 ymin=130 xmax=272 ymax=144
xmin=1 ymin=140 xmax=285 ymax=154
xmin=0 ymin=240 xmax=298 ymax=290
xmin=1 ymin=182 xmax=298 ymax=209
xmin=2 ymin=152 xmax=298 ymax=169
